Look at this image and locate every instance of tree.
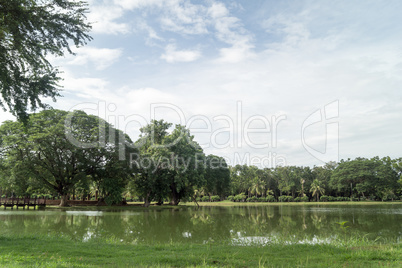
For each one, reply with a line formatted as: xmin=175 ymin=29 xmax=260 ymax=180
xmin=204 ymin=155 xmax=230 ymax=199
xmin=0 ymin=0 xmax=92 ymax=120
xmin=132 ymin=120 xmax=205 ymax=206
xmin=164 ymin=125 xmax=205 ymax=205
xmin=131 ymin=120 xmax=173 ymax=207
xmin=310 ymin=179 xmax=325 ymax=202
xmin=249 ymin=177 xmax=264 ymax=197
xmin=0 ymin=109 xmax=134 ymax=206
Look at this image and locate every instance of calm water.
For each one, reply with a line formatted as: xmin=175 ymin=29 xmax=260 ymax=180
xmin=0 ymin=204 xmax=401 ymax=244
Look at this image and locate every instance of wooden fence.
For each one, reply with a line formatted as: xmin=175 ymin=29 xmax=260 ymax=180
xmin=0 ymin=197 xmax=46 ymax=209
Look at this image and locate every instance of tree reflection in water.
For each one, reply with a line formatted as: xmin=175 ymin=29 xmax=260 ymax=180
xmin=0 ymin=205 xmax=401 ymax=244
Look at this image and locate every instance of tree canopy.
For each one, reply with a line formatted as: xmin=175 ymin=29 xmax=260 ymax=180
xmin=0 ymin=112 xmax=400 ymax=205
xmin=0 ymin=109 xmax=135 ymax=206
xmin=0 ymin=0 xmax=92 ymax=120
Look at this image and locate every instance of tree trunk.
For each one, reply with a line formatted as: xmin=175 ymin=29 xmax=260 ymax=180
xmin=317 ymin=193 xmax=319 ymax=202
xmin=169 ymin=182 xmax=180 ymax=205
xmin=169 ymin=190 xmax=180 ymax=205
xmin=143 ymin=192 xmax=151 ymax=207
xmin=156 ymin=197 xmax=163 ymax=206
xmin=59 ymin=194 xmax=69 ymax=207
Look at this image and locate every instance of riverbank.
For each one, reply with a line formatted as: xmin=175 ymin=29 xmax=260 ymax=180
xmin=0 ymin=234 xmax=401 ymax=267
xmin=2 ymin=200 xmax=399 ymax=210
xmin=180 ymin=200 xmax=402 ymax=207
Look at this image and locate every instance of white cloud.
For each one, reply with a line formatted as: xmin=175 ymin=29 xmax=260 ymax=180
xmin=87 ymin=3 xmax=130 ymax=34
xmin=161 ymin=44 xmax=201 ymax=63
xmin=32 ymin=1 xmax=402 ymax=167
xmin=67 ymin=47 xmax=123 ymax=70
xmin=114 ymin=0 xmax=163 ymax=10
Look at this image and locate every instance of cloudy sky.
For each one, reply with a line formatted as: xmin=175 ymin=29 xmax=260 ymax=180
xmin=3 ymin=0 xmax=401 ymax=167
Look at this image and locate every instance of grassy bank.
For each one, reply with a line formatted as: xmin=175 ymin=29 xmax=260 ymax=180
xmin=180 ymin=200 xmax=402 ymax=207
xmin=0 ymin=234 xmax=401 ymax=267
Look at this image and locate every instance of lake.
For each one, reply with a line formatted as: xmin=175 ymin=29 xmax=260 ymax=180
xmin=0 ymin=204 xmax=401 ymax=245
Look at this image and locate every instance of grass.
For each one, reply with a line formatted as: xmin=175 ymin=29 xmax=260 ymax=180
xmin=0 ymin=234 xmax=401 ymax=267
xmin=179 ymin=201 xmax=402 ymax=207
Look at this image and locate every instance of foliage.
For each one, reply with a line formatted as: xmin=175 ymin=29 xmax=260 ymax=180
xmin=234 ymin=193 xmax=246 ymax=202
xmin=201 ymin=196 xmax=210 ymax=202
xmin=0 ymin=0 xmax=92 ymax=120
xmin=247 ymin=196 xmax=257 ymax=202
xmin=131 ymin=120 xmax=205 ymax=206
xmin=266 ymin=195 xmax=276 ymax=202
xmin=0 ymin=109 xmax=134 ymax=205
xmin=301 ymin=196 xmax=309 ymax=202
xmin=320 ymin=195 xmax=331 ymax=202
xmin=278 ymin=195 xmax=293 ymax=202
xmin=210 ymin=195 xmax=220 ymax=202
xmin=204 ymin=155 xmax=230 ymax=199
xmin=310 ymin=179 xmax=325 ymax=202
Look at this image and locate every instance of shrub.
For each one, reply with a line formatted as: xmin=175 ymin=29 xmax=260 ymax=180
xmin=266 ymin=195 xmax=276 ymax=202
xmin=210 ymin=195 xmax=220 ymax=202
xmin=301 ymin=196 xmax=309 ymax=202
xmin=294 ymin=197 xmax=301 ymax=202
xmin=360 ymin=196 xmax=367 ymax=201
xmin=320 ymin=195 xmax=330 ymax=202
xmin=227 ymin=195 xmax=234 ymax=202
xmin=201 ymin=196 xmax=210 ymax=202
xmin=257 ymin=197 xmax=266 ymax=202
xmin=234 ymin=193 xmax=246 ymax=202
xmin=278 ymin=195 xmax=293 ymax=202
xmin=336 ymin=196 xmax=348 ymax=202
xmin=248 ymin=196 xmax=257 ymax=202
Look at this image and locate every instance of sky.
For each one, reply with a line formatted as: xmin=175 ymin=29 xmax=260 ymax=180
xmin=2 ymin=0 xmax=402 ymax=167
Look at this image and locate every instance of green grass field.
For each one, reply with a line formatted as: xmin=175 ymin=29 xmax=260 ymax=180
xmin=0 ymin=234 xmax=401 ymax=267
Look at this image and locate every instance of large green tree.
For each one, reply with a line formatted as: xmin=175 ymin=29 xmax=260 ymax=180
xmin=0 ymin=109 xmax=134 ymax=206
xmin=0 ymin=0 xmax=92 ymax=120
xmin=132 ymin=120 xmax=205 ymax=206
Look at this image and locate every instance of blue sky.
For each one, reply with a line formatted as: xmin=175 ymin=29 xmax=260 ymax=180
xmin=2 ymin=0 xmax=401 ymax=167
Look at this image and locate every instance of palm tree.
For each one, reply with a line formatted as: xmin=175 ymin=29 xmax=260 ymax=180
xmin=249 ymin=178 xmax=264 ymax=197
xmin=266 ymin=188 xmax=274 ymax=197
xmin=310 ymin=179 xmax=325 ymax=202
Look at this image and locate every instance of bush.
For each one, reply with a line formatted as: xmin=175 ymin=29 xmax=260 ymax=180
xmin=248 ymin=196 xmax=257 ymax=202
xmin=257 ymin=197 xmax=266 ymax=202
xmin=234 ymin=193 xmax=247 ymax=202
xmin=320 ymin=195 xmax=330 ymax=202
xmin=278 ymin=195 xmax=293 ymax=202
xmin=227 ymin=195 xmax=234 ymax=202
xmin=360 ymin=196 xmax=367 ymax=201
xmin=294 ymin=197 xmax=301 ymax=202
xmin=210 ymin=195 xmax=220 ymax=202
xmin=201 ymin=196 xmax=210 ymax=202
xmin=301 ymin=196 xmax=309 ymax=202
xmin=266 ymin=195 xmax=276 ymax=202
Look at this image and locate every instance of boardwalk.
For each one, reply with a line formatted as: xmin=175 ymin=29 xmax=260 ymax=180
xmin=0 ymin=197 xmax=46 ymax=209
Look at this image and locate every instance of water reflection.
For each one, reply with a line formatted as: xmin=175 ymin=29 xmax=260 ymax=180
xmin=0 ymin=205 xmax=401 ymax=244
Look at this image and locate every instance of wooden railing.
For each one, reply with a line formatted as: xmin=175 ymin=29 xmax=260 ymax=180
xmin=0 ymin=197 xmax=46 ymax=209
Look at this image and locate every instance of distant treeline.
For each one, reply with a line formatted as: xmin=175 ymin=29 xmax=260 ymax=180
xmin=0 ymin=109 xmax=401 ymax=206
xmin=205 ymin=156 xmax=402 ymax=202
